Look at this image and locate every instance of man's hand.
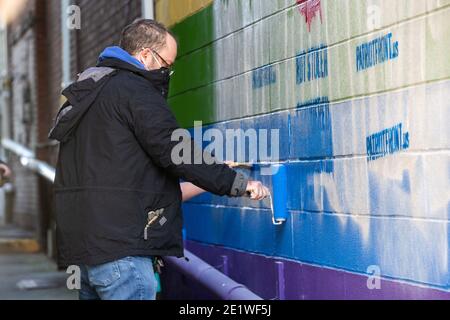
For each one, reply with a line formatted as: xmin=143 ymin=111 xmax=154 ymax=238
xmin=246 ymin=181 xmax=270 ymax=201
xmin=0 ymin=164 xmax=11 ymax=178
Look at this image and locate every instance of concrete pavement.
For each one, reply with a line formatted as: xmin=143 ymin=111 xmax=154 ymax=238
xmin=0 ymin=225 xmax=77 ymax=300
xmin=0 ymin=253 xmax=78 ymax=300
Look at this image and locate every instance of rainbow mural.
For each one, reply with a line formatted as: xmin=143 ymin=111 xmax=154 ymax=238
xmin=158 ymin=0 xmax=450 ymax=299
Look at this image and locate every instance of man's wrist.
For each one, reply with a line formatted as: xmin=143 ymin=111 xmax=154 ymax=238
xmin=229 ymin=172 xmax=249 ymax=197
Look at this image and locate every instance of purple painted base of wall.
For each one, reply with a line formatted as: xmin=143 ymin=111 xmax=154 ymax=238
xmin=161 ymin=241 xmax=450 ymax=300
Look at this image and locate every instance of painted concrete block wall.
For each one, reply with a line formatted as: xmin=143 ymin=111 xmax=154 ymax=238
xmin=159 ymin=0 xmax=450 ymax=299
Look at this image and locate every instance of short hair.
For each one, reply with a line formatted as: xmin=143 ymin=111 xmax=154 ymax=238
xmin=119 ymin=19 xmax=172 ymax=55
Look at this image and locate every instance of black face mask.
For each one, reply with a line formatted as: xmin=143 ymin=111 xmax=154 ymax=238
xmin=147 ymin=67 xmax=171 ymax=99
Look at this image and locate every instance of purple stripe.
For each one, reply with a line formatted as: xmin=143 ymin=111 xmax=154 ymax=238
xmin=162 ymin=241 xmax=450 ymax=300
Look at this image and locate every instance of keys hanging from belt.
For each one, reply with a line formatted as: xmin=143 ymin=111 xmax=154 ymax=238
xmin=153 ymin=256 xmax=165 ymax=274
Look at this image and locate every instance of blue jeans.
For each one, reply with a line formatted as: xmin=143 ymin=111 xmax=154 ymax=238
xmin=79 ymin=256 xmax=158 ymax=300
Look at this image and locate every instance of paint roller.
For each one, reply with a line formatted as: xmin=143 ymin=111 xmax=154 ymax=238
xmin=269 ymin=164 xmax=288 ymax=225
xmin=228 ymin=162 xmax=288 ymax=225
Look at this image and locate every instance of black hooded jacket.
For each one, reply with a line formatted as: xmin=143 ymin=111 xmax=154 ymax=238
xmin=49 ymin=58 xmax=248 ymax=267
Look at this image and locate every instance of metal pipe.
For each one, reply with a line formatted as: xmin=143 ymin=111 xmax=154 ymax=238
xmin=275 ymin=261 xmax=286 ymax=300
xmin=142 ymin=0 xmax=155 ymax=19
xmin=165 ymin=250 xmax=263 ymax=300
xmin=1 ymin=139 xmax=55 ymax=183
xmin=2 ymin=139 xmax=34 ymax=158
xmin=61 ymin=0 xmax=72 ymax=88
xmin=0 ymin=21 xmax=12 ymax=150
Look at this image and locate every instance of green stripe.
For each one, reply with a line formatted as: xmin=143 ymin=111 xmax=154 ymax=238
xmin=169 ymin=85 xmax=215 ymax=128
xmin=170 ymin=4 xmax=214 ymax=57
xmin=169 ymin=4 xmax=215 ymax=128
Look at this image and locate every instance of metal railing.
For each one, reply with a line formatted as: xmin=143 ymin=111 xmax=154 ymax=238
xmin=2 ymin=139 xmax=55 ymax=183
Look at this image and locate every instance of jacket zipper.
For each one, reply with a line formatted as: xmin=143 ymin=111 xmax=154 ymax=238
xmin=144 ymin=208 xmax=164 ymax=241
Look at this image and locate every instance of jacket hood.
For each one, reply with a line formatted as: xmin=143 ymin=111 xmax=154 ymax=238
xmin=48 ymin=67 xmax=117 ymax=143
xmin=97 ymin=58 xmax=171 ymax=99
xmin=49 ymin=54 xmax=171 ymax=143
xmin=98 ymin=46 xmax=146 ymax=70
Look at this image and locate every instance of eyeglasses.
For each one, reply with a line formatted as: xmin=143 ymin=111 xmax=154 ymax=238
xmin=150 ymin=49 xmax=175 ymax=76
xmin=152 ymin=50 xmax=171 ymax=68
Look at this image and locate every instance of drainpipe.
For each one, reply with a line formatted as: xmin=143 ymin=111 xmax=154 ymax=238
xmin=142 ymin=0 xmax=155 ymax=19
xmin=0 ymin=20 xmax=11 ymax=147
xmin=61 ymin=0 xmax=72 ymax=89
xmin=0 ymin=22 xmax=11 ymax=225
xmin=165 ymin=251 xmax=263 ymax=300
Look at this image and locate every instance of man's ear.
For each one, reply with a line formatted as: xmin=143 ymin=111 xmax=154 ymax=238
xmin=140 ymin=49 xmax=154 ymax=66
xmin=137 ymin=55 xmax=148 ymax=70
xmin=136 ymin=50 xmax=144 ymax=61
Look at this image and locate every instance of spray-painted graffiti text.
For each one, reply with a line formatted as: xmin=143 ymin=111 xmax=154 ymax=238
xmin=366 ymin=123 xmax=410 ymax=162
xmin=356 ymin=32 xmax=399 ymax=72
xmin=296 ymin=45 xmax=328 ymax=84
xmin=252 ymin=65 xmax=277 ymax=89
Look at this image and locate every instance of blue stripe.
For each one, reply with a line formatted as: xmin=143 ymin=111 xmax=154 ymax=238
xmin=183 ymin=203 xmax=450 ymax=289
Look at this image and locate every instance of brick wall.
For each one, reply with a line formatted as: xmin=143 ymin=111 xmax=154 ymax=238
xmin=71 ymin=0 xmax=142 ymax=74
xmin=41 ymin=0 xmax=142 ymax=166
xmin=3 ymin=0 xmax=142 ymax=242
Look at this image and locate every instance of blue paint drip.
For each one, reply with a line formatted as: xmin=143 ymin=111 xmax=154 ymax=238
xmin=290 ymin=96 xmax=334 ymax=163
xmin=296 ymin=96 xmax=330 ymax=109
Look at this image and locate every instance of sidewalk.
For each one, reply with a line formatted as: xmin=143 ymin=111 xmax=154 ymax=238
xmin=0 ymin=225 xmax=40 ymax=254
xmin=0 ymin=225 xmax=78 ymax=300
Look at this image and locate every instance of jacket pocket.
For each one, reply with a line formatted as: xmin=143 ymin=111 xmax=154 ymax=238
xmin=136 ymin=192 xmax=181 ymax=248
